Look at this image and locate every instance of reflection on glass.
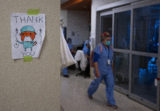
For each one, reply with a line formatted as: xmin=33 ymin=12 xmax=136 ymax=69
xmin=114 ymin=52 xmax=129 ymax=90
xmin=101 ymin=15 xmax=112 ymax=34
xmin=114 ymin=11 xmax=131 ymax=49
xmin=99 ymin=15 xmax=112 ymax=45
xmin=133 ymin=4 xmax=160 ymax=53
xmin=132 ymin=55 xmax=157 ymax=103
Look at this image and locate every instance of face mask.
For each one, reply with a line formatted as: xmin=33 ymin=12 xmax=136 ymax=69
xmin=106 ymin=41 xmax=111 ymax=46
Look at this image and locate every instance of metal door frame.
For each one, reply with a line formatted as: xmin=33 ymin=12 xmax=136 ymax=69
xmin=158 ymin=11 xmax=160 ymax=111
xmin=97 ymin=10 xmax=113 ymax=45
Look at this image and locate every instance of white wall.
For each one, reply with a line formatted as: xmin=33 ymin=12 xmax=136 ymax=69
xmin=0 ymin=0 xmax=60 ymax=111
xmin=67 ymin=10 xmax=90 ymax=46
xmin=61 ymin=10 xmax=68 ymax=27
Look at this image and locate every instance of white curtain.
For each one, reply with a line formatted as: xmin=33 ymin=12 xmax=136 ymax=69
xmin=60 ymin=27 xmax=76 ymax=68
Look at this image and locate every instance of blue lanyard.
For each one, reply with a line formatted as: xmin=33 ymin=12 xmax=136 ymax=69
xmin=103 ymin=44 xmax=110 ymax=59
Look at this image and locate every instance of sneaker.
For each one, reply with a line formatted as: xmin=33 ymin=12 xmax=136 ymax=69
xmin=107 ymin=103 xmax=118 ymax=109
xmin=88 ymin=95 xmax=93 ymax=99
xmin=63 ymin=75 xmax=69 ymax=78
xmin=76 ymin=72 xmax=81 ymax=76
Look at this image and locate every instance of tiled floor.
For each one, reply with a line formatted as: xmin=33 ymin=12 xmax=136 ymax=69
xmin=61 ymin=71 xmax=153 ymax=111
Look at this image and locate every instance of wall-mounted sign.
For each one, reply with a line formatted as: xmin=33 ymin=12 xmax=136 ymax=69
xmin=11 ymin=13 xmax=45 ymax=59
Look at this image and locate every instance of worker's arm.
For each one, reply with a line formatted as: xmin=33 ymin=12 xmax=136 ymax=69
xmin=94 ymin=62 xmax=100 ymax=78
xmin=93 ymin=50 xmax=100 ymax=78
xmin=90 ymin=51 xmax=94 ymax=67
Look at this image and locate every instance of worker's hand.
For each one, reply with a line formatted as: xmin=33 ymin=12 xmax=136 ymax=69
xmin=95 ymin=71 xmax=100 ymax=78
xmin=94 ymin=62 xmax=100 ymax=78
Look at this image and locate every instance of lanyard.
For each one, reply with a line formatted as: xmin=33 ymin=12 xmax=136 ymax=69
xmin=103 ymin=45 xmax=110 ymax=59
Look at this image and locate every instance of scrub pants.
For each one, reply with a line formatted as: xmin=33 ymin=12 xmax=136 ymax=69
xmin=62 ymin=67 xmax=68 ymax=76
xmin=88 ymin=71 xmax=116 ymax=105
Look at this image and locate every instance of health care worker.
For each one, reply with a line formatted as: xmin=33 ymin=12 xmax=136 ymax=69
xmin=87 ymin=32 xmax=118 ymax=109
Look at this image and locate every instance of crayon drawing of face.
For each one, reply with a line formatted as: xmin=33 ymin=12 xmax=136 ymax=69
xmin=17 ymin=26 xmax=37 ymax=52
xmin=20 ymin=31 xmax=36 ymax=42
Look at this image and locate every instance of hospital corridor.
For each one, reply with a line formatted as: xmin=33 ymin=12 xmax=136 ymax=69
xmin=60 ymin=0 xmax=160 ymax=111
xmin=61 ymin=70 xmax=153 ymax=111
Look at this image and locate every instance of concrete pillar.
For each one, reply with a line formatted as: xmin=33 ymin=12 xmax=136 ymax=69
xmin=0 ymin=0 xmax=60 ymax=111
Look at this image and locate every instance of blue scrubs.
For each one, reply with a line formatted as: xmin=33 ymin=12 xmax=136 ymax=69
xmin=83 ymin=40 xmax=90 ymax=56
xmin=17 ymin=41 xmax=34 ymax=51
xmin=88 ymin=43 xmax=116 ymax=105
xmin=68 ymin=43 xmax=73 ymax=51
xmin=62 ymin=67 xmax=68 ymax=76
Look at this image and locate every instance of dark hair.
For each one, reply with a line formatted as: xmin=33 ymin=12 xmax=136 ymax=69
xmin=67 ymin=38 xmax=72 ymax=43
xmin=101 ymin=32 xmax=111 ymax=41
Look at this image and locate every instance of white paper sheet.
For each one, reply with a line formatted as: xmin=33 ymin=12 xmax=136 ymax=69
xmin=11 ymin=13 xmax=45 ymax=59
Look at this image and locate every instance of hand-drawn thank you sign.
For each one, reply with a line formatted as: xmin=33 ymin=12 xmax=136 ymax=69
xmin=11 ymin=13 xmax=45 ymax=59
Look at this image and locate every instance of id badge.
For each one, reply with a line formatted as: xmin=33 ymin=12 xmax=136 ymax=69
xmin=107 ymin=59 xmax=111 ymax=65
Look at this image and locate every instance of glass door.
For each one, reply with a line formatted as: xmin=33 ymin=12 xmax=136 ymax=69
xmin=131 ymin=3 xmax=160 ymax=104
xmin=101 ymin=14 xmax=112 ymax=34
xmin=99 ymin=12 xmax=113 ymax=45
xmin=98 ymin=1 xmax=160 ymax=110
xmin=114 ymin=10 xmax=131 ymax=90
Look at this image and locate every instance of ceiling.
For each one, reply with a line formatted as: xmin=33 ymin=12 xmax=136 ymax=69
xmin=61 ymin=0 xmax=91 ymax=11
